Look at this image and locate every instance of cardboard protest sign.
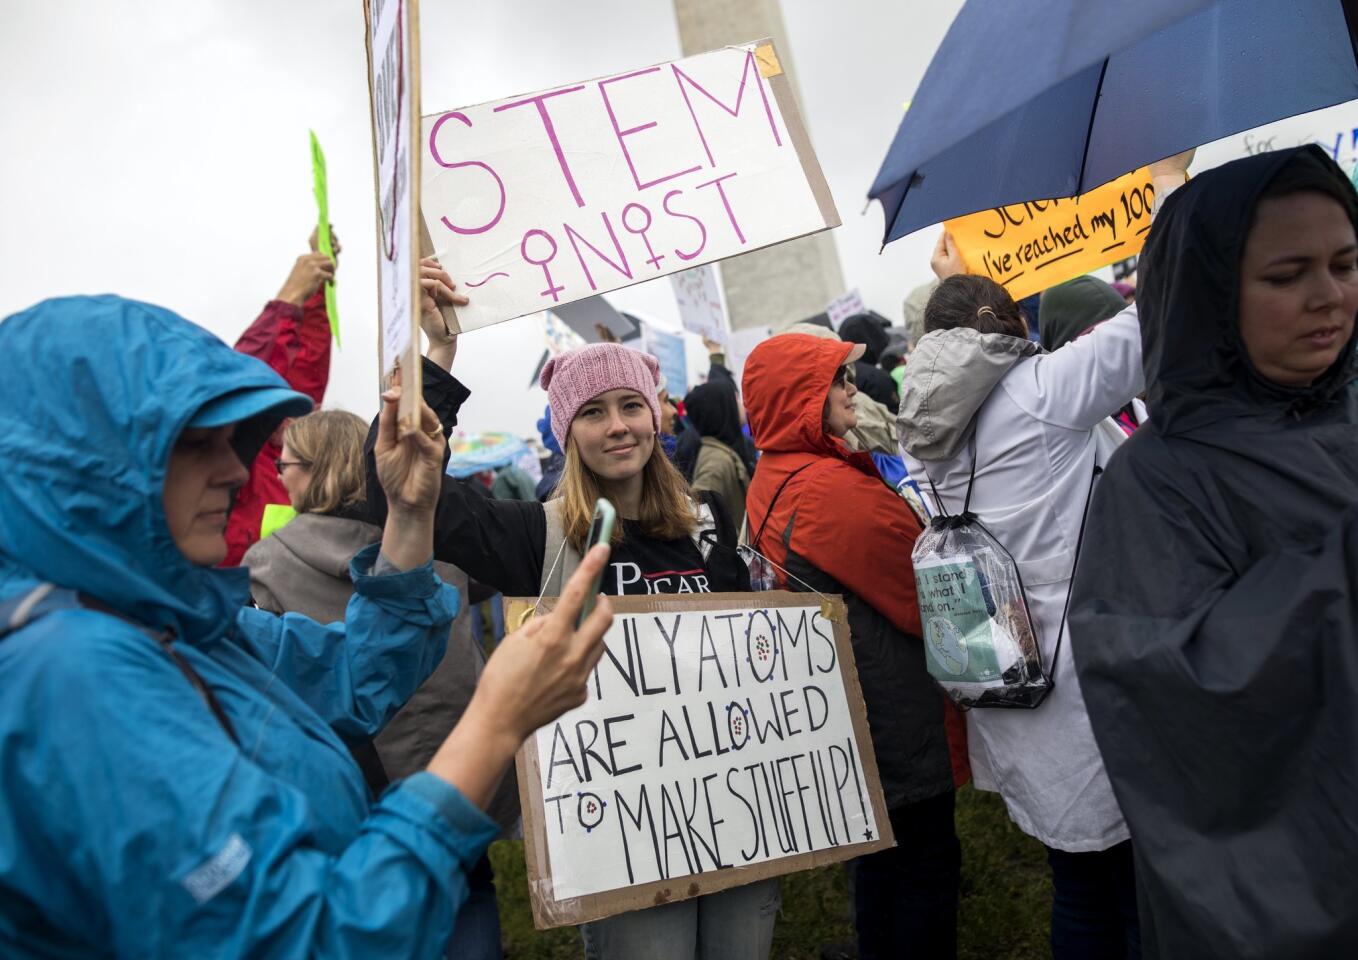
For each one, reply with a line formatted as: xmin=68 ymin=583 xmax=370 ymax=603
xmin=671 ymin=265 xmax=728 ymax=345
xmin=550 ymin=296 xmax=636 ymax=343
xmin=946 ymin=167 xmax=1155 ymax=302
xmin=363 ymin=0 xmax=423 ymax=424
xmin=421 ymin=39 xmax=839 ymax=334
xmin=309 ymin=130 xmax=340 ymax=345
xmin=506 ymin=592 xmax=892 ymax=929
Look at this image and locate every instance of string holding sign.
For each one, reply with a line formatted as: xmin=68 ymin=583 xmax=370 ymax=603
xmin=945 ymin=167 xmax=1155 ymax=302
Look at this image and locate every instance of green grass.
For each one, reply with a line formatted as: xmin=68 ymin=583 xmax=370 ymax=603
xmin=489 ymin=785 xmax=1051 ymax=959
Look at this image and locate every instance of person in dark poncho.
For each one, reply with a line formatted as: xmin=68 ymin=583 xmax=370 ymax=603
xmin=684 ymin=380 xmax=756 ymax=530
xmin=1069 ymin=144 xmax=1358 ymax=960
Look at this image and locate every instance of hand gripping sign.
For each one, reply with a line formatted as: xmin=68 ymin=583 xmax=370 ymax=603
xmin=421 ymin=39 xmax=839 ymax=335
xmin=505 ymin=592 xmax=892 ymax=929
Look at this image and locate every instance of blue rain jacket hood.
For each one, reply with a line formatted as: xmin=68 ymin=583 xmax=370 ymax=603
xmin=0 ymin=297 xmax=496 ymax=958
xmin=0 ymin=295 xmax=311 ymax=637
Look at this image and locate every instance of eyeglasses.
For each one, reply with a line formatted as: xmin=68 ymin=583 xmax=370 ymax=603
xmin=274 ymin=458 xmax=310 ymax=475
xmin=831 ymin=366 xmax=855 ymax=388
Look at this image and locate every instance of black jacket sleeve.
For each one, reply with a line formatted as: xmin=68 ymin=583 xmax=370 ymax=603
xmin=363 ymin=361 xmax=548 ymax=597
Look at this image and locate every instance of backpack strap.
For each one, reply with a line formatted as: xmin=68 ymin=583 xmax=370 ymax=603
xmin=0 ymin=583 xmax=239 ymax=745
xmin=750 ymin=463 xmax=814 ymax=555
xmin=539 ymin=498 xmax=580 ymax=598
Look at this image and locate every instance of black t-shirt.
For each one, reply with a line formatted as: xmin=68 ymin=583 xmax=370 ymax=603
xmin=605 ymin=521 xmax=714 ymax=596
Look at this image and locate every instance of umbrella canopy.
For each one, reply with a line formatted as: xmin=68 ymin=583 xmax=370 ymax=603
xmin=446 ymin=431 xmax=531 ymax=479
xmin=870 ymin=0 xmax=1358 ymax=243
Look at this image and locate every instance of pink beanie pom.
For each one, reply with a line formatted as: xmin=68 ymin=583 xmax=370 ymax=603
xmin=540 ymin=343 xmax=662 ymax=451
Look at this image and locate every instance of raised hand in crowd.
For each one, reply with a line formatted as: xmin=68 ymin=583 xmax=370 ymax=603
xmin=930 ymin=229 xmax=967 ymax=280
xmin=372 ymin=384 xmax=447 ymax=570
xmin=277 ymin=251 xmax=336 ymax=307
xmin=426 ymin=544 xmax=613 ymax=809
xmin=419 ymin=256 xmax=466 ymax=371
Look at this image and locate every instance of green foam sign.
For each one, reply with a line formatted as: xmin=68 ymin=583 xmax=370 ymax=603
xmin=310 ymin=130 xmax=340 ymax=345
xmin=260 ymin=503 xmax=298 ymax=540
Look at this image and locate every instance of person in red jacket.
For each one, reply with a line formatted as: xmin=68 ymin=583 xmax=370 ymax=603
xmin=222 ymin=229 xmax=338 ymax=566
xmin=742 ymin=332 xmax=966 ymax=960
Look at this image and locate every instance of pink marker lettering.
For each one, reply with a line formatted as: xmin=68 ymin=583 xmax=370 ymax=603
xmin=494 ymin=86 xmax=588 ymax=208
xmin=672 ymin=50 xmax=782 ymax=168
xmin=428 ymin=112 xmax=506 ymax=235
xmin=564 ymin=212 xmax=633 ymax=291
xmin=695 ymin=173 xmax=746 ymax=245
xmin=621 ymin=202 xmax=664 ymax=270
xmin=663 ymin=189 xmax=708 ymax=261
xmin=522 ymin=229 xmax=565 ymax=302
xmin=598 ymin=67 xmax=702 ymax=191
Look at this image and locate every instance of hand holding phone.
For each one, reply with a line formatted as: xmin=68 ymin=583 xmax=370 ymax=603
xmin=577 ymin=498 xmax=616 ymax=627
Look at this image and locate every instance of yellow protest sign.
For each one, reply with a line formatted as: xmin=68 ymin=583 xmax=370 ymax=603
xmin=945 ymin=167 xmax=1155 ymax=301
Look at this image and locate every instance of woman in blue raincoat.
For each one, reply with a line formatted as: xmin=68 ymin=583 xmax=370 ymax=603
xmin=0 ymin=295 xmax=613 ymax=958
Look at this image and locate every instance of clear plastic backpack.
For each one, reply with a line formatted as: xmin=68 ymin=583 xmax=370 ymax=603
xmin=912 ymin=446 xmax=1098 ymax=710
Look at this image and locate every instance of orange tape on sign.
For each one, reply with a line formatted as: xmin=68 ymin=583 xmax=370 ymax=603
xmin=945 ymin=167 xmax=1155 ymax=302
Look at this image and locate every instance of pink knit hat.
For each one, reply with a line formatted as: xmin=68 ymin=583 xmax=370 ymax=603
xmin=540 ymin=343 xmax=662 ymax=450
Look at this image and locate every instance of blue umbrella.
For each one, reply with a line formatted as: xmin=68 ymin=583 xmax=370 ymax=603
xmin=870 ymin=0 xmax=1358 ymax=243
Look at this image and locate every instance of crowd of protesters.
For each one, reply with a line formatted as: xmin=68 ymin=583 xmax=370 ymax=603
xmin=1 ymin=141 xmax=1356 ymax=960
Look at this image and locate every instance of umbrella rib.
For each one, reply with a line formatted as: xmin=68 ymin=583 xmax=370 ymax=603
xmin=1074 ymin=58 xmax=1110 ymax=196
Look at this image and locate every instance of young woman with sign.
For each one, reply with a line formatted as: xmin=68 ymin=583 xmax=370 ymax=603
xmin=0 ymin=295 xmax=614 ymax=958
xmin=366 ymin=335 xmax=774 ymax=959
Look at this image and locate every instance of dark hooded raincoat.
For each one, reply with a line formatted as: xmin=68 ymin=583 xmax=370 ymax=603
xmin=1069 ymin=145 xmax=1358 ymax=959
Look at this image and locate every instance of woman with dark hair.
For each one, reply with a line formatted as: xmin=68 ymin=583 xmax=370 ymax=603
xmin=897 ymin=149 xmax=1194 ymax=959
xmin=685 ymin=380 xmax=755 ymax=530
xmin=1069 ymin=144 xmax=1358 ymax=958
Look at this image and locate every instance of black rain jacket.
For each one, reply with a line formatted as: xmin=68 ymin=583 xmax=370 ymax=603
xmin=1069 ymin=145 xmax=1358 ymax=960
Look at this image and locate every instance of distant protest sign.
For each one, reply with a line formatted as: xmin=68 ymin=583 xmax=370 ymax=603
xmin=421 ymin=39 xmax=839 ymax=334
xmin=946 ymin=167 xmax=1155 ymax=302
xmin=671 ymin=265 xmax=728 ymax=345
xmin=506 ymin=592 xmax=891 ymax=928
xmin=641 ymin=323 xmax=689 ymax=396
xmin=363 ymin=0 xmax=422 ymax=422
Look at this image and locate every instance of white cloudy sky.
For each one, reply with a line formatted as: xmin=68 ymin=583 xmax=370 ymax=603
xmin=4 ymin=2 xmax=1355 ymax=436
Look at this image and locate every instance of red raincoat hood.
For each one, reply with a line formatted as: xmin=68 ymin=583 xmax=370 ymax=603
xmin=742 ymin=333 xmax=863 ymax=457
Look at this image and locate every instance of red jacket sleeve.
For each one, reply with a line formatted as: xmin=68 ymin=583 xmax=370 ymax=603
xmin=220 ymin=292 xmax=331 ymax=567
xmin=291 ymin=289 xmax=332 ymax=405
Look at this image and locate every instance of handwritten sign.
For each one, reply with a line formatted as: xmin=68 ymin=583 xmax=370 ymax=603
xmin=421 ymin=40 xmax=839 ymax=334
xmin=946 ymin=167 xmax=1155 ymax=302
xmin=508 ymin=593 xmax=891 ymax=928
xmin=671 ymin=265 xmax=728 ymax=345
xmin=825 ymin=288 xmax=866 ymax=331
xmin=363 ymin=0 xmax=422 ymax=422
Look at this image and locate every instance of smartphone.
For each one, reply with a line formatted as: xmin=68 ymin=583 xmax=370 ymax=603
xmin=576 ymin=498 xmax=616 ymax=627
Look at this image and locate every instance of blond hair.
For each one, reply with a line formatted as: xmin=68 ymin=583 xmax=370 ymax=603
xmin=283 ymin=410 xmax=369 ymax=515
xmin=553 ymin=439 xmax=696 ymax=551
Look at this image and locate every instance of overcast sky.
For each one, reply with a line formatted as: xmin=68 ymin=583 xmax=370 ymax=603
xmin=4 ymin=2 xmax=1356 ymax=436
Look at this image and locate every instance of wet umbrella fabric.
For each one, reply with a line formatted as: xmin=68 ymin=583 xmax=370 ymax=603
xmin=870 ymin=0 xmax=1358 ymax=243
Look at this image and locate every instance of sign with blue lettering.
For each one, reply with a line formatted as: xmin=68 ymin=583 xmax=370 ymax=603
xmin=507 ymin=592 xmax=890 ymax=928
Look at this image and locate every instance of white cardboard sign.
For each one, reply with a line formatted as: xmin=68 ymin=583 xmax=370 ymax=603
xmin=671 ymin=264 xmax=728 ymax=345
xmin=422 ymin=40 xmax=839 ymax=334
xmin=509 ymin=593 xmax=891 ymax=928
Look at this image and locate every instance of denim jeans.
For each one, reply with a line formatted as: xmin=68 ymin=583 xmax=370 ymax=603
xmin=580 ymin=878 xmax=781 ymax=960
xmin=1045 ymin=840 xmax=1140 ymax=960
xmin=851 ymin=790 xmax=960 ymax=959
xmin=446 ymin=854 xmax=502 ymax=960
